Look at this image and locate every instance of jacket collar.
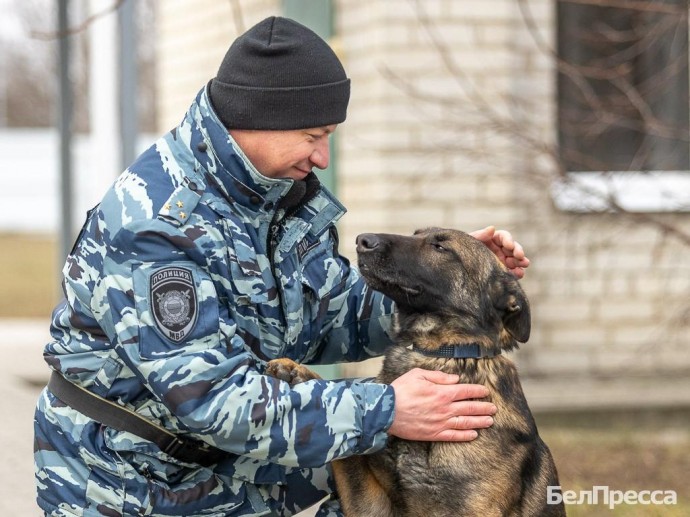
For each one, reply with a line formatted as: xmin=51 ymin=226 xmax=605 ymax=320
xmin=183 ymin=84 xmax=295 ymax=213
xmin=170 ymin=85 xmax=347 ymax=237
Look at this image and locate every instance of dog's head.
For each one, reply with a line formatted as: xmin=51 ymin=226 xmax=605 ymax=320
xmin=356 ymin=228 xmax=530 ymax=350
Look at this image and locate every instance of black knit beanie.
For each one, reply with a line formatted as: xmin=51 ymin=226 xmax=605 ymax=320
xmin=209 ymin=16 xmax=350 ymax=130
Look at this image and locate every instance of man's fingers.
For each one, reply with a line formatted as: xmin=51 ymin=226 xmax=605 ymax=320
xmin=417 ymin=368 xmax=461 ymax=385
xmin=505 ymin=256 xmax=529 ymax=269
xmin=510 ymin=240 xmax=525 ymax=260
xmin=448 ymin=383 xmax=491 ymax=401
xmin=469 ymin=225 xmax=495 ymax=242
xmin=494 ymin=229 xmax=515 ymax=250
xmin=511 ymin=266 xmax=526 ymax=279
xmin=492 ymin=229 xmax=528 ymax=257
xmin=435 ymin=429 xmax=479 ymax=442
xmin=449 ymin=400 xmax=497 ymax=417
xmin=449 ymin=415 xmax=494 ymax=430
xmin=389 ymin=370 xmax=496 ymax=442
xmin=470 ymin=227 xmax=530 ymax=278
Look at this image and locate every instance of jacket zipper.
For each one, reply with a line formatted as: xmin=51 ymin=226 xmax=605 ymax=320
xmin=265 ymin=185 xmax=321 ymax=327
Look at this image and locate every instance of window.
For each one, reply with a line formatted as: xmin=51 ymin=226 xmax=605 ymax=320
xmin=553 ymin=1 xmax=690 ymax=212
xmin=558 ymin=0 xmax=689 ymax=172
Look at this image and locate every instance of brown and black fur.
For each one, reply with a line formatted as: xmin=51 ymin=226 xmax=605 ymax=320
xmin=267 ymin=228 xmax=566 ymax=517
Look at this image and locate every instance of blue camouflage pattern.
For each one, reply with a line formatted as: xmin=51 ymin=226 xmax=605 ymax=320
xmin=34 ymin=85 xmax=396 ymax=516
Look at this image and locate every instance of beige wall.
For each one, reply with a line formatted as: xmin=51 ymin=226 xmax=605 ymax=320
xmin=156 ymin=0 xmax=690 ymax=408
xmin=156 ymin=0 xmax=280 ymax=130
xmin=337 ymin=0 xmax=530 ymax=241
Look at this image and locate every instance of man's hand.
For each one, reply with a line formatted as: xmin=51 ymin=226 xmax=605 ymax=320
xmin=470 ymin=226 xmax=530 ymax=278
xmin=388 ymin=368 xmax=496 ymax=442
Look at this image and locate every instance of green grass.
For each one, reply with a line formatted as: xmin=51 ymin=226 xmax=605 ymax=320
xmin=0 ymin=233 xmax=60 ymax=318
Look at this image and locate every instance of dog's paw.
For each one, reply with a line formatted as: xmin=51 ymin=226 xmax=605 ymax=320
xmin=266 ymin=358 xmax=321 ymax=386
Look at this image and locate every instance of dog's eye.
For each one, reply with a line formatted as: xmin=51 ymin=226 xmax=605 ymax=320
xmin=432 ymin=243 xmax=447 ymax=252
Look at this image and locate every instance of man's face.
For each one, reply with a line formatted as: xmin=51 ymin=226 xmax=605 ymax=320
xmin=230 ymin=125 xmax=336 ymax=181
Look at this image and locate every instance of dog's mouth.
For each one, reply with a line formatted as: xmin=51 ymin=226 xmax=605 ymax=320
xmin=358 ymin=263 xmax=423 ymax=298
xmin=399 ymin=285 xmax=422 ymax=295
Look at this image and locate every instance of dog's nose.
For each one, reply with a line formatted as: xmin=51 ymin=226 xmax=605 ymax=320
xmin=356 ymin=233 xmax=381 ymax=252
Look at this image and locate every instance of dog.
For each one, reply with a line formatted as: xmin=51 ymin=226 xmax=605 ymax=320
xmin=267 ymin=228 xmax=565 ymax=516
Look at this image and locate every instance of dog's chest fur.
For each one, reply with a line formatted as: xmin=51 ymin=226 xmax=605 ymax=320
xmin=371 ymin=345 xmax=544 ymax=516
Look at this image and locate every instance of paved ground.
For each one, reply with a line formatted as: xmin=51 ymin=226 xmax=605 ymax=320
xmin=1 ymin=319 xmax=51 ymax=515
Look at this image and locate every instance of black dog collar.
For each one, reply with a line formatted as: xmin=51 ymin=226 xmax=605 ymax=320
xmin=412 ymin=343 xmax=501 ymax=359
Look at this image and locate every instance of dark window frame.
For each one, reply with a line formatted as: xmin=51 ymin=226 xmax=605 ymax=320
xmin=557 ymin=0 xmax=690 ymax=173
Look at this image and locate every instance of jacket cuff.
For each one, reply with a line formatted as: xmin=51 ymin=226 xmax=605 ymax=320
xmin=350 ymin=381 xmax=395 ymax=455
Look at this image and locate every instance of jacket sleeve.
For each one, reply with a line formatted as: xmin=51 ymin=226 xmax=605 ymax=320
xmin=94 ymin=219 xmax=395 ymax=468
xmin=306 ymin=252 xmax=397 ymax=365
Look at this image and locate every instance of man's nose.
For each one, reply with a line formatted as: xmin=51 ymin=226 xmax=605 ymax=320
xmin=310 ymin=139 xmax=330 ymax=170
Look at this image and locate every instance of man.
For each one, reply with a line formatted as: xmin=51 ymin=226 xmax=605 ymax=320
xmin=34 ymin=16 xmax=529 ymax=516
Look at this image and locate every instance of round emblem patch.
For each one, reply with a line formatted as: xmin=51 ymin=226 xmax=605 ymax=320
xmin=150 ymin=266 xmax=198 ymax=343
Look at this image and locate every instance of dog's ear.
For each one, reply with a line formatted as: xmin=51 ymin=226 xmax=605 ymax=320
xmin=492 ymin=272 xmax=531 ymax=343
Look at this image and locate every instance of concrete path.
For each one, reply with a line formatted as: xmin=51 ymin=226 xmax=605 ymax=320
xmin=0 ymin=319 xmax=51 ymax=515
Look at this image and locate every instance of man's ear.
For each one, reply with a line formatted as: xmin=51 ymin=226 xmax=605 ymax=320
xmin=492 ymin=272 xmax=531 ymax=343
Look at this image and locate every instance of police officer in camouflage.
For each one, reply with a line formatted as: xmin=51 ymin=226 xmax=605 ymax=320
xmin=34 ymin=16 xmax=529 ymax=516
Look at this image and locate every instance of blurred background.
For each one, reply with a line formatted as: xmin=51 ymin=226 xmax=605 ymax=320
xmin=1 ymin=0 xmax=688 ymax=515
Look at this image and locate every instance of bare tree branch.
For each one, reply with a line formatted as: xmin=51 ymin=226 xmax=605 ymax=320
xmin=31 ymin=0 xmax=126 ymax=40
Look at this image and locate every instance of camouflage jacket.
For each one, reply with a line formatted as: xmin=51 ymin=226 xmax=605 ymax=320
xmin=34 ymin=86 xmax=395 ymax=515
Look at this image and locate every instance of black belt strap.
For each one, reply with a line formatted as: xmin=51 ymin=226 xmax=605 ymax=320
xmin=48 ymin=371 xmax=227 ymax=467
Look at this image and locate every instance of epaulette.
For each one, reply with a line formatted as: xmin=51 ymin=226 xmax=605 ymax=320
xmin=158 ymin=180 xmax=202 ymax=226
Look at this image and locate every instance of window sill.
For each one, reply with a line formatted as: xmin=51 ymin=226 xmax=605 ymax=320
xmin=550 ymin=171 xmax=690 ymax=213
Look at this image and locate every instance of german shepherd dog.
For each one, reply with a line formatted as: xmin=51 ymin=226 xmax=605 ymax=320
xmin=267 ymin=228 xmax=565 ymax=516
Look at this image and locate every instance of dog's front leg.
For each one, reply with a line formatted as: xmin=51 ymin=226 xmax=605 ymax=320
xmin=332 ymin=456 xmax=396 ymax=517
xmin=265 ymin=358 xmax=322 ymax=384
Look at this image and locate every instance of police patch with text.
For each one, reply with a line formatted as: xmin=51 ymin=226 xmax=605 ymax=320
xmin=297 ymin=236 xmax=320 ymax=262
xmin=150 ymin=266 xmax=198 ymax=343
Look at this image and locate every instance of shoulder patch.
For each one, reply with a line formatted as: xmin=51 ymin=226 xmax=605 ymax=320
xmin=150 ymin=266 xmax=198 ymax=343
xmin=158 ymin=183 xmax=202 ymax=226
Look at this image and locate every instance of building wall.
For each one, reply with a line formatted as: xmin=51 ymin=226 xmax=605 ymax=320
xmin=335 ymin=0 xmax=690 ymax=391
xmin=156 ymin=0 xmax=280 ymax=130
xmin=336 ymin=0 xmax=529 ymax=239
xmin=156 ymin=0 xmax=690 ymax=408
xmin=335 ymin=0 xmax=558 ymax=380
